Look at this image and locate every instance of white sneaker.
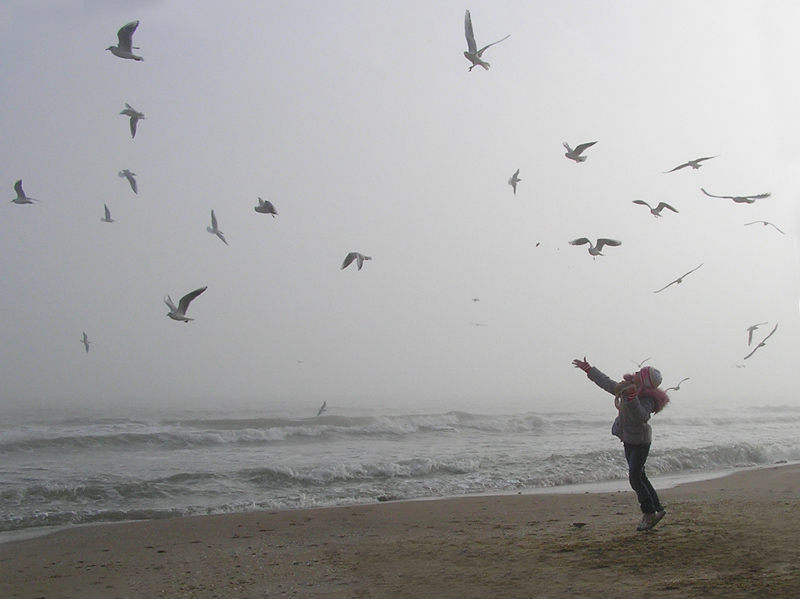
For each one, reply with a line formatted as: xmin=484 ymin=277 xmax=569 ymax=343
xmin=637 ymin=510 xmax=666 ymax=531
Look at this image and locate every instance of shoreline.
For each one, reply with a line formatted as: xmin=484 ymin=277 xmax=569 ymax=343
xmin=4 ymin=463 xmax=800 ymax=597
xmin=0 ymin=462 xmax=786 ymax=546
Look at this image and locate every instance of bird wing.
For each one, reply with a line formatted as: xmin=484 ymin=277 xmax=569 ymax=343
xmin=464 ymin=10 xmax=477 ymax=53
xmin=355 ymin=254 xmax=365 ymax=269
xmin=216 ymin=231 xmax=229 ymax=245
xmin=341 ymin=252 xmax=357 ymax=269
xmin=743 ymin=346 xmax=760 ymax=360
xmin=664 ymin=162 xmax=689 ymax=173
xmin=745 ymin=192 xmax=771 ymax=200
xmin=126 ymin=172 xmax=138 ymax=194
xmin=164 ymin=295 xmax=178 ymax=312
xmin=177 ymin=286 xmax=207 ymax=315
xmin=117 ymin=20 xmax=139 ymax=53
xmin=595 ymin=238 xmax=621 ymax=250
xmin=700 ymin=188 xmax=728 ymax=199
xmin=680 ymin=263 xmax=703 ymax=278
xmin=654 ymin=279 xmax=678 ymax=294
xmin=568 ymin=238 xmax=590 ymax=246
xmin=14 ymin=179 xmax=25 ymax=200
xmin=761 ymin=323 xmax=779 ymax=343
xmin=769 ymin=223 xmax=785 ymax=234
xmin=573 ymin=141 xmax=597 ymax=155
xmin=477 ymin=34 xmax=510 ymax=56
xmin=632 ymin=199 xmax=650 ymax=208
xmin=211 ymin=210 xmax=218 ymax=230
xmin=656 ymin=202 xmax=678 ymax=213
xmin=129 ymin=115 xmax=138 ymax=138
xmin=104 ymin=204 xmax=111 ymax=220
xmin=695 ymin=155 xmax=719 ymax=163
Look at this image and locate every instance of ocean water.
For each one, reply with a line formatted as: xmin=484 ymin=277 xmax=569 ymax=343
xmin=2 ymin=403 xmax=800 ymax=538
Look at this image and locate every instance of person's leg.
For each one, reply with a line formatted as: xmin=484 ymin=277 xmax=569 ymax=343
xmin=624 ymin=443 xmax=662 ymax=514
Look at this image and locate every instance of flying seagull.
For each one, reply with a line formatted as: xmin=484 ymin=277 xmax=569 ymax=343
xmin=632 ymin=200 xmax=678 ymax=218
xmin=701 ymin=188 xmax=770 ymax=204
xmin=563 ymin=141 xmax=597 ymax=163
xmin=316 ymin=401 xmax=327 ymax=417
xmin=654 ymin=263 xmax=703 ymax=293
xmin=80 ymin=332 xmax=90 ymax=353
xmin=120 ymin=103 xmax=145 ymax=138
xmin=663 ymin=156 xmax=719 ymax=173
xmin=341 ymin=252 xmax=371 ymax=270
xmin=463 ymin=10 xmax=510 ymax=71
xmin=206 ymin=210 xmax=228 ymax=245
xmin=508 ymin=169 xmax=521 ymax=195
xmin=631 ymin=358 xmax=651 ymax=368
xmin=106 ymin=21 xmax=143 ymax=61
xmin=118 ymin=169 xmax=138 ymax=194
xmin=745 ymin=221 xmax=784 ymax=234
xmin=568 ymin=237 xmax=621 ymax=257
xmin=254 ymin=197 xmax=277 ymax=217
xmin=665 ymin=377 xmax=690 ymax=392
xmin=744 ymin=323 xmax=778 ymax=360
xmin=101 ymin=204 xmax=114 ymax=223
xmin=165 ymin=286 xmax=207 ymax=323
xmin=11 ymin=180 xmax=39 ymax=204
xmin=746 ymin=322 xmax=768 ymax=346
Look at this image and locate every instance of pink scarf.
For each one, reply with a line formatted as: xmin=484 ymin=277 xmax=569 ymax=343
xmin=623 ymin=373 xmax=670 ymax=413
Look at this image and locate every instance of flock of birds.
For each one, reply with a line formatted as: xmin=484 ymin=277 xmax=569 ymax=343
xmin=9 ymin=12 xmax=788 ymax=402
xmin=460 ymin=11 xmax=783 ymax=370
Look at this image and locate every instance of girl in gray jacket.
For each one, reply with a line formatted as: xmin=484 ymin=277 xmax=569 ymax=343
xmin=573 ymin=357 xmax=670 ymax=531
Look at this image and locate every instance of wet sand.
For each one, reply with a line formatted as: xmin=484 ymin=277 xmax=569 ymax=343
xmin=3 ymin=464 xmax=800 ymax=598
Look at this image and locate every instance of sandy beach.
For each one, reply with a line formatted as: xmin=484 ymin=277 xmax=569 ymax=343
xmin=2 ymin=464 xmax=800 ymax=599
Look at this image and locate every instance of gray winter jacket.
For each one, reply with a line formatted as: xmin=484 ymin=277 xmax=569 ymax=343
xmin=587 ymin=366 xmax=656 ymax=445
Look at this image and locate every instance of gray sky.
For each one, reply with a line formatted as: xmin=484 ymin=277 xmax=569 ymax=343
xmin=2 ymin=1 xmax=799 ymax=413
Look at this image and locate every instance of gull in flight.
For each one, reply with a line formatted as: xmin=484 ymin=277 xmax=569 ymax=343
xmin=745 ymin=221 xmax=784 ymax=234
xmin=563 ymin=141 xmax=597 ymax=163
xmin=746 ymin=322 xmax=768 ymax=346
xmin=11 ymin=180 xmax=39 ymax=204
xmin=316 ymin=401 xmax=327 ymax=417
xmin=654 ymin=263 xmax=703 ymax=293
xmin=254 ymin=197 xmax=277 ymax=217
xmin=632 ymin=200 xmax=678 ymax=218
xmin=106 ymin=21 xmax=143 ymax=61
xmin=165 ymin=286 xmax=207 ymax=323
xmin=665 ymin=377 xmax=690 ymax=392
xmin=120 ymin=103 xmax=145 ymax=138
xmin=701 ymin=188 xmax=770 ymax=204
xmin=744 ymin=323 xmax=778 ymax=360
xmin=118 ymin=169 xmax=138 ymax=194
xmin=631 ymin=358 xmax=651 ymax=368
xmin=508 ymin=169 xmax=521 ymax=195
xmin=80 ymin=332 xmax=90 ymax=353
xmin=206 ymin=210 xmax=228 ymax=245
xmin=101 ymin=204 xmax=115 ymax=223
xmin=663 ymin=156 xmax=719 ymax=173
xmin=341 ymin=252 xmax=371 ymax=270
xmin=568 ymin=237 xmax=621 ymax=257
xmin=463 ymin=10 xmax=510 ymax=71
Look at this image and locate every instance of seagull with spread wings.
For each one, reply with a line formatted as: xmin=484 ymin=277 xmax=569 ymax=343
xmin=165 ymin=286 xmax=207 ymax=323
xmin=255 ymin=198 xmax=278 ymax=217
xmin=563 ymin=141 xmax=597 ymax=163
xmin=663 ymin=156 xmax=718 ymax=173
xmin=341 ymin=252 xmax=371 ymax=270
xmin=118 ymin=169 xmax=138 ymax=194
xmin=745 ymin=221 xmax=784 ymax=234
xmin=568 ymin=237 xmax=621 ymax=257
xmin=632 ymin=200 xmax=678 ymax=218
xmin=106 ymin=21 xmax=144 ymax=61
xmin=316 ymin=402 xmax=327 ymax=417
xmin=508 ymin=169 xmax=521 ymax=195
xmin=665 ymin=377 xmax=690 ymax=392
xmin=654 ymin=263 xmax=703 ymax=293
xmin=701 ymin=188 xmax=770 ymax=204
xmin=120 ymin=103 xmax=145 ymax=138
xmin=101 ymin=204 xmax=114 ymax=223
xmin=463 ymin=10 xmax=510 ymax=71
xmin=206 ymin=210 xmax=228 ymax=245
xmin=11 ymin=180 xmax=39 ymax=204
xmin=80 ymin=332 xmax=90 ymax=353
xmin=744 ymin=324 xmax=778 ymax=360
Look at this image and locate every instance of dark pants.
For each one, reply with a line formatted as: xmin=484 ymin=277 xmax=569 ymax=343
xmin=624 ymin=442 xmax=663 ymax=514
